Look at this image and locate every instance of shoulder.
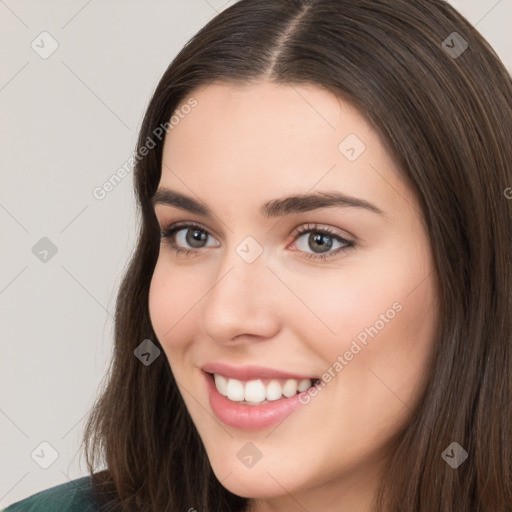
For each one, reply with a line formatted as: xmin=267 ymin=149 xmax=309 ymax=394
xmin=1 ymin=475 xmax=101 ymax=512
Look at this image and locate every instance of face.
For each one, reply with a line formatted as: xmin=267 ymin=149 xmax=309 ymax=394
xmin=148 ymin=81 xmax=438 ymax=511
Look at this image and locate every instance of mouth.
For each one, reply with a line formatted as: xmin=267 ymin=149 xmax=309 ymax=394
xmin=201 ymin=362 xmax=324 ymax=430
xmin=206 ymin=372 xmax=322 ymax=406
xmin=204 ymin=370 xmax=322 ymax=430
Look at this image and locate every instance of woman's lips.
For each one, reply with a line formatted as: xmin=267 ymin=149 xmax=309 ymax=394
xmin=204 ymin=371 xmax=311 ymax=430
xmin=201 ymin=362 xmax=318 ymax=381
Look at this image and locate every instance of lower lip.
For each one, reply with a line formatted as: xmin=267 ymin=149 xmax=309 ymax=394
xmin=204 ymin=372 xmax=307 ymax=430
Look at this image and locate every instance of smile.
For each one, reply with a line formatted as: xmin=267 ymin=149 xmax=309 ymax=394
xmin=212 ymin=373 xmax=320 ymax=405
xmin=204 ymin=371 xmax=322 ymax=430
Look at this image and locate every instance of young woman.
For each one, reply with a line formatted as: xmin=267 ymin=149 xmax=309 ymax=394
xmin=4 ymin=0 xmax=511 ymax=510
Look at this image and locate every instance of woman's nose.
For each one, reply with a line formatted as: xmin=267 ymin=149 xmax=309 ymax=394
xmin=200 ymin=239 xmax=281 ymax=345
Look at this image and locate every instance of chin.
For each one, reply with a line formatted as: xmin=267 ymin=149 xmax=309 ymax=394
xmin=206 ymin=453 xmax=302 ymax=500
xmin=215 ymin=472 xmax=286 ymax=500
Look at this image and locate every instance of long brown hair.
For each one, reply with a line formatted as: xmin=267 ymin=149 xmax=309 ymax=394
xmin=81 ymin=1 xmax=512 ymax=510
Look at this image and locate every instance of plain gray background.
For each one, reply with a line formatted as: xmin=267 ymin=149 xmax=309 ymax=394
xmin=1 ymin=0 xmax=511 ymax=508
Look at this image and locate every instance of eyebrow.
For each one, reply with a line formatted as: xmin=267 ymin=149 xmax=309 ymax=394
xmin=151 ymin=187 xmax=384 ymax=218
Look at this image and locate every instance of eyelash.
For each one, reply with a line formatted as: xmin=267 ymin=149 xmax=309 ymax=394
xmin=159 ymin=221 xmax=355 ymax=261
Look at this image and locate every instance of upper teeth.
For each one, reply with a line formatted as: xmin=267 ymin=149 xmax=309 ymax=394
xmin=213 ymin=373 xmax=313 ymax=404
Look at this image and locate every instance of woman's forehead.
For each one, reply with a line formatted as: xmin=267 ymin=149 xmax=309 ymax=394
xmin=159 ymin=81 xmax=414 ymax=223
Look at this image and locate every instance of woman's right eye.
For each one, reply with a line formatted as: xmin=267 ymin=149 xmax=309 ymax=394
xmin=160 ymin=222 xmax=219 ymax=256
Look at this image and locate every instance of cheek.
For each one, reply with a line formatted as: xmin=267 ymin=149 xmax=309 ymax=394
xmin=284 ymin=265 xmax=400 ymax=358
xmin=322 ymin=268 xmax=437 ymax=426
xmin=370 ymin=274 xmax=438 ymax=395
xmin=317 ymin=243 xmax=435 ymax=351
xmin=296 ymin=244 xmax=437 ymax=400
xmin=148 ymin=260 xmax=201 ymax=351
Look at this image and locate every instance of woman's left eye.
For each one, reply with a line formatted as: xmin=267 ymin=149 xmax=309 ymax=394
xmin=292 ymin=224 xmax=355 ymax=260
xmin=159 ymin=222 xmax=355 ymax=261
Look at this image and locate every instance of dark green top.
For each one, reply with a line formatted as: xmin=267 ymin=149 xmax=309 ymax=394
xmin=1 ymin=476 xmax=101 ymax=512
